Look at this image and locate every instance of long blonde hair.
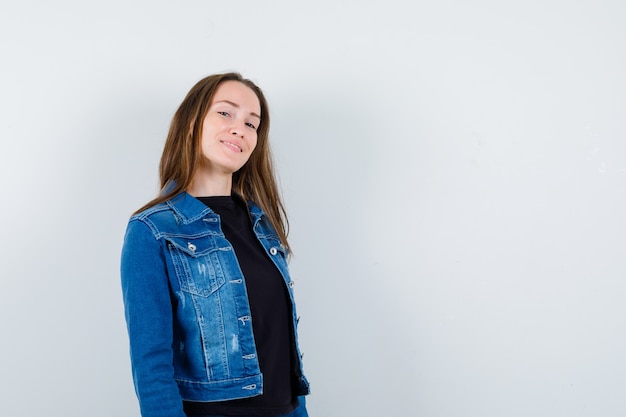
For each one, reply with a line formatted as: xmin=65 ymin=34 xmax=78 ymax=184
xmin=135 ymin=72 xmax=290 ymax=250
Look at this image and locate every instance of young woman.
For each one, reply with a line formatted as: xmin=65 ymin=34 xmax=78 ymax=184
xmin=121 ymin=72 xmax=310 ymax=417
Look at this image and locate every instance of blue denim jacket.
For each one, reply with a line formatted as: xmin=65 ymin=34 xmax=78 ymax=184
xmin=121 ymin=192 xmax=310 ymax=417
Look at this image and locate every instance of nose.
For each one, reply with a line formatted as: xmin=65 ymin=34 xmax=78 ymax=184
xmin=229 ymin=120 xmax=246 ymax=139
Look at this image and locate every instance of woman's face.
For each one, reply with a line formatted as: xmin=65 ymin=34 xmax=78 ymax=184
xmin=198 ymin=80 xmax=261 ymax=177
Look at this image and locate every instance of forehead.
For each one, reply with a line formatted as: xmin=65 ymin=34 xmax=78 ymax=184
xmin=211 ymin=80 xmax=261 ymax=115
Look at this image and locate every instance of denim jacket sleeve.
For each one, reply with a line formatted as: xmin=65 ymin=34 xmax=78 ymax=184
xmin=121 ymin=218 xmax=186 ymax=417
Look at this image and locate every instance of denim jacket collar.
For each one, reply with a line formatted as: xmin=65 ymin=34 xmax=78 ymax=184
xmin=247 ymin=200 xmax=264 ymax=225
xmin=166 ymin=192 xmax=213 ymax=225
xmin=166 ymin=191 xmax=266 ymax=226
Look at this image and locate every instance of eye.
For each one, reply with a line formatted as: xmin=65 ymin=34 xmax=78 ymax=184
xmin=245 ymin=122 xmax=257 ymax=130
xmin=217 ymin=111 xmax=231 ymax=117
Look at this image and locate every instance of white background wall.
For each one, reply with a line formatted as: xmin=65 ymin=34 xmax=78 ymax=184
xmin=1 ymin=1 xmax=625 ymax=416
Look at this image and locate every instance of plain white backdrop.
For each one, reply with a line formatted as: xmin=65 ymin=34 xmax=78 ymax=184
xmin=1 ymin=1 xmax=625 ymax=416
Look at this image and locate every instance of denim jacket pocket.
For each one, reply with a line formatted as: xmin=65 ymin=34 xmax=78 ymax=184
xmin=165 ymin=233 xmax=227 ymax=297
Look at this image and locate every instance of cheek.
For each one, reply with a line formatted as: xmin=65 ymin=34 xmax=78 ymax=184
xmin=249 ymin=136 xmax=259 ymax=152
xmin=200 ymin=137 xmax=211 ymax=155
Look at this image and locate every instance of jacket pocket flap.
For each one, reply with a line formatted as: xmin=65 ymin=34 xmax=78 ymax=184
xmin=164 ymin=234 xmax=224 ymax=257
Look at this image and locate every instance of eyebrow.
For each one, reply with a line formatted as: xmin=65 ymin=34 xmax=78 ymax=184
xmin=214 ymin=100 xmax=261 ymax=119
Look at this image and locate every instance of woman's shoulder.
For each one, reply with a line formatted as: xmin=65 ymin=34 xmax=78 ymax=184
xmin=130 ymin=200 xmax=172 ymax=222
xmin=129 ymin=191 xmax=215 ymax=233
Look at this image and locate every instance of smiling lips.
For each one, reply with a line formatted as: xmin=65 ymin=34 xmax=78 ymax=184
xmin=221 ymin=140 xmax=243 ymax=153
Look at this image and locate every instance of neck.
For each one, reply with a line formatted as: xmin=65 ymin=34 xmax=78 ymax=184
xmin=186 ymin=172 xmax=233 ymax=197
